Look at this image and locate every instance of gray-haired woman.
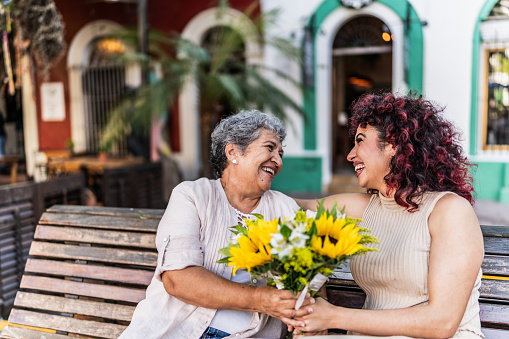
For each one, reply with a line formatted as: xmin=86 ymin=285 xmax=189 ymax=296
xmin=119 ymin=110 xmax=309 ymax=339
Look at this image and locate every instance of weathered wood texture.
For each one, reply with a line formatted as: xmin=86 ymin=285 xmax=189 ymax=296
xmin=3 ymin=205 xmax=163 ymax=339
xmin=0 ymin=176 xmax=85 ymax=319
xmin=327 ymin=225 xmax=509 ymax=338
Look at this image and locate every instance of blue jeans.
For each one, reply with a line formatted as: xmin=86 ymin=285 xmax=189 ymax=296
xmin=0 ymin=136 xmax=5 ymax=156
xmin=200 ymin=327 xmax=231 ymax=339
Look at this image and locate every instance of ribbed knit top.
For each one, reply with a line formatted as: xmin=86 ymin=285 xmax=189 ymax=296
xmin=349 ymin=191 xmax=484 ymax=338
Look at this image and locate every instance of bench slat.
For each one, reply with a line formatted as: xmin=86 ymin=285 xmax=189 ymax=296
xmin=482 ymin=327 xmax=509 ymax=339
xmin=39 ymin=213 xmax=160 ymax=232
xmin=480 ymin=279 xmax=509 ymax=301
xmin=29 ymin=242 xmax=157 ymax=267
xmin=25 ymin=258 xmax=153 ymax=285
xmin=2 ymin=326 xmax=71 ymax=339
xmin=481 ymin=226 xmax=509 ymax=238
xmin=480 ymin=303 xmax=509 ymax=329
xmin=484 ymin=237 xmax=509 ymax=256
xmin=20 ymin=276 xmax=146 ymax=303
xmin=483 ymin=256 xmax=509 ymax=277
xmin=14 ymin=292 xmax=135 ymax=322
xmin=46 ymin=204 xmax=164 ymax=219
xmin=34 ymin=225 xmax=156 ymax=249
xmin=7 ymin=309 xmax=126 ymax=339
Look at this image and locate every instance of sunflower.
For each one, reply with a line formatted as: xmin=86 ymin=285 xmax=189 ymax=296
xmin=228 ymin=218 xmax=279 ymax=275
xmin=311 ymin=214 xmax=363 ymax=259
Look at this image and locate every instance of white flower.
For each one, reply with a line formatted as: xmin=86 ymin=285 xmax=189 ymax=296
xmin=288 ymin=226 xmax=309 ymax=249
xmin=230 ymin=233 xmax=242 ymax=244
xmin=306 ymin=209 xmax=317 ymax=219
xmin=267 ymin=272 xmax=285 ymax=290
xmin=277 ymin=245 xmax=294 ymax=259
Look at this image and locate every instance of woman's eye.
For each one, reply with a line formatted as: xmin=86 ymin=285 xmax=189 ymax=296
xmin=355 ymin=137 xmax=363 ymax=144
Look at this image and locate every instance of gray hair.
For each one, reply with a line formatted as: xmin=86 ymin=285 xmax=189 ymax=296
xmin=210 ymin=110 xmax=287 ymax=178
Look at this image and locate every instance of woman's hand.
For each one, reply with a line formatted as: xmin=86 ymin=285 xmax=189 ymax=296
xmin=290 ymin=297 xmax=338 ymax=333
xmin=254 ymin=286 xmax=313 ymax=321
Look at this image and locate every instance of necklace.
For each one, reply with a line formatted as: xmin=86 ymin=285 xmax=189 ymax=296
xmin=232 ymin=206 xmax=255 ymax=227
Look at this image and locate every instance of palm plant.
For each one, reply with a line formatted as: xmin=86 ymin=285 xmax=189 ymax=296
xmin=99 ymin=2 xmax=304 ymax=177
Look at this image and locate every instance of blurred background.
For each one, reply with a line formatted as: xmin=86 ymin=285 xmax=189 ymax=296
xmin=1 ymin=0 xmax=509 ymax=326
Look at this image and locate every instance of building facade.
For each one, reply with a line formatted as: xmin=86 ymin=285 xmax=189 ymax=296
xmin=21 ymin=0 xmax=509 ymax=202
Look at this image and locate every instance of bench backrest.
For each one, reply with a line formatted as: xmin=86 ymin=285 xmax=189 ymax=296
xmin=3 ymin=206 xmax=509 ymax=338
xmin=2 ymin=205 xmax=163 ymax=339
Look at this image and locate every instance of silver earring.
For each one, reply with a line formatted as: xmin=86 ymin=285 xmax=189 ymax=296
xmin=232 ymin=159 xmax=238 ymax=164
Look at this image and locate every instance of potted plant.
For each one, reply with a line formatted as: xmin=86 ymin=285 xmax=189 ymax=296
xmin=65 ymin=139 xmax=75 ymax=157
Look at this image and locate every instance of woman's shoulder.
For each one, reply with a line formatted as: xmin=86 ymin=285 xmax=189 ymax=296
xmin=266 ymin=189 xmax=300 ymax=209
xmin=428 ymin=191 xmax=479 ymax=233
xmin=171 ymin=178 xmax=219 ymax=199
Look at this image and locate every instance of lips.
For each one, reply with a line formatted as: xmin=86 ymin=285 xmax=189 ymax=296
xmin=354 ymin=163 xmax=365 ymax=177
xmin=261 ymin=166 xmax=276 ymax=176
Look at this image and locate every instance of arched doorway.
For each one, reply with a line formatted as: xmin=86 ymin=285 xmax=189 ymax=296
xmin=331 ymin=15 xmax=393 ymax=173
xmin=68 ymin=21 xmax=139 ymax=155
xmin=179 ymin=8 xmax=262 ymax=180
xmin=199 ymin=26 xmax=245 ymax=178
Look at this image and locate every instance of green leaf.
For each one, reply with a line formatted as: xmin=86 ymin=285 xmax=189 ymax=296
xmin=316 ymin=198 xmax=326 ymax=219
xmin=230 ymin=225 xmax=248 ymax=236
xmin=280 ymin=225 xmax=292 ymax=239
xmin=216 ymin=257 xmax=230 ymax=264
xmin=252 ymin=213 xmax=264 ymax=220
xmin=309 ymin=221 xmax=317 ymax=237
xmin=331 ymin=200 xmax=338 ymax=219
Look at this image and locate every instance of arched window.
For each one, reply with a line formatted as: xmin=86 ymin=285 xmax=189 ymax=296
xmin=81 ymin=37 xmax=131 ymax=155
xmin=480 ymin=0 xmax=509 ymax=151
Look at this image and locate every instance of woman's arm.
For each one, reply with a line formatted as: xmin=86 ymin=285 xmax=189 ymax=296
xmin=162 ymin=267 xmax=305 ymax=320
xmin=293 ymin=193 xmax=370 ymax=219
xmin=291 ymin=193 xmax=484 ymax=338
xmin=158 ymin=183 xmax=308 ymax=322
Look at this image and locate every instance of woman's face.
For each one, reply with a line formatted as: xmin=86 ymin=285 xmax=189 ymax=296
xmin=347 ymin=125 xmax=395 ymax=194
xmin=235 ymin=129 xmax=283 ymax=195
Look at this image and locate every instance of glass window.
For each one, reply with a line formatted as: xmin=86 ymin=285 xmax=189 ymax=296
xmin=484 ymin=48 xmax=509 ymax=150
xmin=488 ymin=0 xmax=509 ymax=19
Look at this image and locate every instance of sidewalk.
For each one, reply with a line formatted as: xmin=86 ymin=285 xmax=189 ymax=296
xmin=474 ymin=199 xmax=509 ymax=226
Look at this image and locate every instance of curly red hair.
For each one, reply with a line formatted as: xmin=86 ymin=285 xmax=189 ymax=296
xmin=349 ymin=92 xmax=475 ymax=211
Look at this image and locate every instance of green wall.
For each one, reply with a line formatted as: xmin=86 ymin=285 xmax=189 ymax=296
xmin=271 ymin=156 xmax=322 ymax=193
xmin=473 ymin=162 xmax=509 ymax=202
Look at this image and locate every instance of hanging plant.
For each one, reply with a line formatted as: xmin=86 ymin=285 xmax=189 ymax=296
xmin=10 ymin=0 xmax=66 ymax=76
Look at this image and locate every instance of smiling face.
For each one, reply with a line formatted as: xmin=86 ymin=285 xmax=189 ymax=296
xmin=231 ymin=129 xmax=283 ymax=196
xmin=347 ymin=125 xmax=396 ymax=195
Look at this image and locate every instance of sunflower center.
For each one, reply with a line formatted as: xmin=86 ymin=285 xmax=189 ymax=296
xmin=321 ymin=235 xmax=338 ymax=245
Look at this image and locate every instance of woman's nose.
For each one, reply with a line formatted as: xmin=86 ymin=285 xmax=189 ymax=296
xmin=347 ymin=146 xmax=356 ymax=162
xmin=272 ymin=152 xmax=283 ymax=167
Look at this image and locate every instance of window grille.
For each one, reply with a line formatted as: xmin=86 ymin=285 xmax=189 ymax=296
xmin=79 ymin=38 xmax=132 ymax=156
xmin=484 ymin=48 xmax=509 ymax=150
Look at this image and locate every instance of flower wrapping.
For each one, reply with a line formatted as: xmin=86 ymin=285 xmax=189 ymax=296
xmin=217 ymin=200 xmax=379 ymax=299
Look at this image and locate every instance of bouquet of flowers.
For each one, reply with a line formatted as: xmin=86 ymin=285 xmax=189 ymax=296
xmin=218 ymin=200 xmax=378 ymax=307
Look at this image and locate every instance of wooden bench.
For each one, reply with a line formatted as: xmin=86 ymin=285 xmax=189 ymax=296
xmin=1 ymin=205 xmax=163 ymax=339
xmin=1 ymin=205 xmax=508 ymax=338
xmin=327 ymin=225 xmax=509 ymax=338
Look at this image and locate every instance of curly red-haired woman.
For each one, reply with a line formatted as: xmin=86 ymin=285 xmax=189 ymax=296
xmin=293 ymin=92 xmax=483 ymax=338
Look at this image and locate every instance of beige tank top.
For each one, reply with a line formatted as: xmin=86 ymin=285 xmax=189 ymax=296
xmin=349 ymin=191 xmax=484 ymax=338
